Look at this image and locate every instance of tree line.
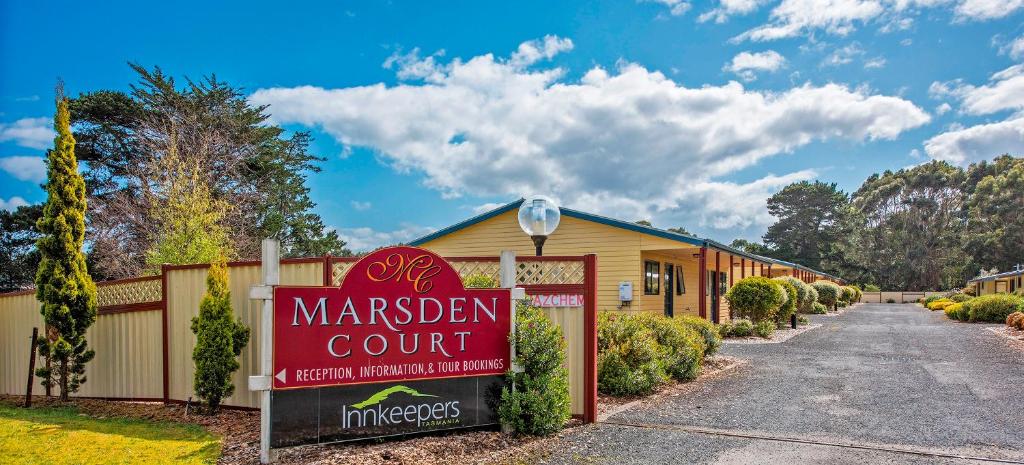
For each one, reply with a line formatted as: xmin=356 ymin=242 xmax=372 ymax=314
xmin=735 ymin=156 xmax=1024 ymax=291
xmin=1 ymin=65 xmax=349 ymax=291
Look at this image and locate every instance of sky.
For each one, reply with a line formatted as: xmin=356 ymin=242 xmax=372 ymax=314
xmin=2 ymin=0 xmax=1023 ymax=252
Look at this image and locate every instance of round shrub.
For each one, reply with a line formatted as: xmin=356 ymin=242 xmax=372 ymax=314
xmin=885 ymin=298 xmax=896 ymax=304
xmin=772 ymin=278 xmax=798 ymax=327
xmin=949 ymin=293 xmax=972 ymax=303
xmin=775 ymin=276 xmax=810 ymax=308
xmin=635 ymin=313 xmax=705 ymax=381
xmin=679 ymin=315 xmax=722 ymax=356
xmin=1005 ymin=311 xmax=1023 ymax=328
xmin=813 ymin=281 xmax=842 ymax=309
xmin=731 ymin=319 xmax=753 ymax=337
xmin=927 ymin=299 xmax=953 ymax=311
xmin=804 ymin=286 xmax=819 ymax=312
xmin=717 ymin=322 xmax=733 ymax=338
xmin=839 ymin=286 xmax=855 ymax=305
xmin=753 ymin=320 xmax=775 ymax=338
xmin=725 ymin=276 xmax=784 ymax=323
xmin=965 ymin=294 xmax=1024 ymax=323
xmin=811 ymin=302 xmax=828 ymax=314
xmin=597 ymin=312 xmax=667 ymax=396
xmin=943 ymin=303 xmax=962 ymax=320
xmin=499 ymin=302 xmax=571 ymax=435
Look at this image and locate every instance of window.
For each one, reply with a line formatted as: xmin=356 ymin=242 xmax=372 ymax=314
xmin=676 ymin=266 xmax=685 ymax=295
xmin=644 ymin=261 xmax=660 ymax=295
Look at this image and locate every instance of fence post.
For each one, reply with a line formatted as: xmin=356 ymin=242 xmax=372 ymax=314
xmin=25 ymin=327 xmax=38 ymax=408
xmin=248 ymin=239 xmax=280 ymax=464
xmin=583 ymin=254 xmax=598 ymax=424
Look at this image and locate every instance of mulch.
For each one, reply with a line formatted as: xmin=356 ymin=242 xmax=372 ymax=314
xmin=0 ymin=394 xmax=575 ymax=465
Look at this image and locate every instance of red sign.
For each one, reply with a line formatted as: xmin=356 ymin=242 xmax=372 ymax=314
xmin=272 ymin=246 xmax=512 ymax=390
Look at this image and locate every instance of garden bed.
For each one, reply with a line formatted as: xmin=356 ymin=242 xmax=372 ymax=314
xmin=0 ymin=395 xmax=580 ymax=465
xmin=723 ymin=324 xmax=821 ymax=344
xmin=597 ymin=355 xmax=745 ymax=421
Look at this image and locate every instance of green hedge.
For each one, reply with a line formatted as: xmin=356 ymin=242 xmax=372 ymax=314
xmin=813 ymin=281 xmax=842 ymax=309
xmin=634 ymin=313 xmax=705 ymax=381
xmin=964 ymin=294 xmax=1024 ymax=323
xmin=678 ymin=315 xmax=722 ymax=356
xmin=724 ymin=276 xmax=784 ymax=323
xmin=773 ymin=279 xmax=798 ymax=327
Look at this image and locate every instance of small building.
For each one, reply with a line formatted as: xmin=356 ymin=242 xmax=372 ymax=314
xmin=967 ymin=268 xmax=1024 ymax=296
xmin=411 ymin=199 xmax=841 ymax=322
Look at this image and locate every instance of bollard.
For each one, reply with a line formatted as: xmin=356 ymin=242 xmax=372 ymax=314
xmin=790 ymin=313 xmax=797 ymax=329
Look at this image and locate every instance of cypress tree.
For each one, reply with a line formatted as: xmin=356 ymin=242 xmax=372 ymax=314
xmin=34 ymin=91 xmax=98 ymax=401
xmin=191 ymin=259 xmax=250 ymax=413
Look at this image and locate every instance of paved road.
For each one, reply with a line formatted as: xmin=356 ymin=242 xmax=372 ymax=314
xmin=542 ymin=304 xmax=1024 ymax=464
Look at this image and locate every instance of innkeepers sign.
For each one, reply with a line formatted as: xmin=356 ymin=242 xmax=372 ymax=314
xmin=269 ymin=246 xmax=513 ymax=446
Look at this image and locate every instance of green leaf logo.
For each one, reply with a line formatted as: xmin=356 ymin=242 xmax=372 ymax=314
xmin=351 ymin=385 xmax=438 ymax=408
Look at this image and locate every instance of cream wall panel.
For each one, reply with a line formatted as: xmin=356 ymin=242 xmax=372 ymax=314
xmin=542 ymin=306 xmax=584 ymax=416
xmin=76 ymin=311 xmax=163 ymax=399
xmin=0 ymin=293 xmax=45 ymax=396
xmin=166 ymin=261 xmax=323 ymax=408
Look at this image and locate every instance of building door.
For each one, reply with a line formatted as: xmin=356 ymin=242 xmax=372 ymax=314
xmin=664 ymin=264 xmax=674 ymax=317
xmin=707 ymin=271 xmax=720 ymax=323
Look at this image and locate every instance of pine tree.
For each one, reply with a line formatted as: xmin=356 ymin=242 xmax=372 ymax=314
xmin=34 ymin=91 xmax=98 ymax=401
xmin=191 ymin=259 xmax=250 ymax=413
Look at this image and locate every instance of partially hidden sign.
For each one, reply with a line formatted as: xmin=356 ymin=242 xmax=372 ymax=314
xmin=272 ymin=246 xmax=512 ymax=390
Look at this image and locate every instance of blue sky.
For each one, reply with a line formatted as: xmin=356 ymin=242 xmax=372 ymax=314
xmin=2 ymin=0 xmax=1023 ymax=251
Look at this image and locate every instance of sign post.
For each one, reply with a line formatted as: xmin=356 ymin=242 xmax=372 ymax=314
xmin=253 ymin=246 xmax=517 ymax=457
xmin=248 ymin=239 xmax=280 ymax=464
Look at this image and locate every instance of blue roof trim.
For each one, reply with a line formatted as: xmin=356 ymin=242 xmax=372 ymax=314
xmin=408 ymin=198 xmax=841 ymax=281
xmin=409 ymin=199 xmax=524 ymax=246
xmin=558 ymin=207 xmax=705 ymax=246
xmin=968 ymin=268 xmax=1024 ymax=283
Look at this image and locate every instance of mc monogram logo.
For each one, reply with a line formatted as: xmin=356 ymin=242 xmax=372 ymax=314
xmin=365 ymin=252 xmax=443 ymax=293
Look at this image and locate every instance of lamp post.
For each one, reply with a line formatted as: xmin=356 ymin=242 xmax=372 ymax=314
xmin=517 ymin=195 xmax=561 ymax=256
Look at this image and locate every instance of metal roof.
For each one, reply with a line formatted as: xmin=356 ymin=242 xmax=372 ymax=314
xmin=967 ymin=268 xmax=1024 ymax=283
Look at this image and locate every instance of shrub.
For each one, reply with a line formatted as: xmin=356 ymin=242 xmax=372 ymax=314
xmin=839 ymin=286 xmax=855 ymax=305
xmin=731 ymin=319 xmax=754 ymax=337
xmin=597 ymin=313 xmax=666 ymax=396
xmin=463 ymin=274 xmax=498 ymax=288
xmin=499 ymin=301 xmax=571 ymax=435
xmin=885 ymin=298 xmax=896 ymax=303
xmin=678 ymin=315 xmax=722 ymax=356
xmin=725 ymin=277 xmax=784 ymax=323
xmin=775 ymin=276 xmax=812 ymax=312
xmin=773 ymin=279 xmax=798 ymax=327
xmin=811 ymin=302 xmax=828 ymax=314
xmin=923 ymin=295 xmax=946 ymax=306
xmin=191 ymin=260 xmax=250 ymax=413
xmin=965 ymin=294 xmax=1024 ymax=323
xmin=634 ymin=313 xmax=705 ymax=381
xmin=754 ymin=320 xmax=775 ymax=338
xmin=949 ymin=293 xmax=972 ymax=303
xmin=927 ymin=299 xmax=953 ymax=311
xmin=864 ymin=284 xmax=881 ymax=292
xmin=1009 ymin=312 xmax=1024 ymax=330
xmin=837 ymin=301 xmax=848 ymax=308
xmin=804 ymin=286 xmax=820 ymax=312
xmin=812 ymin=281 xmax=842 ymax=309
xmin=717 ymin=323 xmax=733 ymax=338
xmin=797 ymin=315 xmax=810 ymax=325
xmin=943 ymin=303 xmax=962 ymax=320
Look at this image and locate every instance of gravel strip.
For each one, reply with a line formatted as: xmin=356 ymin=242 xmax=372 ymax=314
xmin=723 ymin=324 xmax=821 ymax=344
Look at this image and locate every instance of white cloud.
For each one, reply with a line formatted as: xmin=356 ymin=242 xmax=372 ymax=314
xmin=932 ymin=65 xmax=1024 ymax=116
xmin=935 ymin=102 xmax=952 ymax=115
xmin=509 ymin=36 xmax=574 ymax=68
xmin=724 ymin=50 xmax=787 ymax=81
xmin=699 ymin=0 xmax=771 ymax=23
xmin=997 ymin=34 xmax=1024 ymax=61
xmin=0 ymin=196 xmax=28 ymax=211
xmin=864 ymin=57 xmax=887 ymax=69
xmin=924 ymin=117 xmax=1024 ymax=164
xmin=733 ymin=0 xmax=1024 ymax=42
xmin=0 ymin=117 xmax=53 ymax=150
xmin=642 ymin=0 xmax=691 ymax=16
xmin=954 ymin=0 xmax=1024 ymax=20
xmin=250 ymin=37 xmax=930 ymax=232
xmin=472 ymin=202 xmax=506 ymax=215
xmin=0 ymin=156 xmax=46 ymax=182
xmin=337 ymin=224 xmax=437 ymax=252
xmin=822 ymin=43 xmax=865 ymax=67
xmin=350 ymin=200 xmax=372 ymax=211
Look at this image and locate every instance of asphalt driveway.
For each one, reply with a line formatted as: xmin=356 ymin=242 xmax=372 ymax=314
xmin=542 ymin=304 xmax=1024 ymax=464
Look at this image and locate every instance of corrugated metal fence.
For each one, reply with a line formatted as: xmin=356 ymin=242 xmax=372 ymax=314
xmin=0 ymin=254 xmax=597 ymax=418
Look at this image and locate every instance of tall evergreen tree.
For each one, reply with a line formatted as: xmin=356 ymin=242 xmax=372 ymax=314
xmin=34 ymin=92 xmax=98 ymax=401
xmin=762 ymin=181 xmax=850 ymax=270
xmin=963 ymin=155 xmax=1024 ymax=273
xmin=191 ymin=259 xmax=250 ymax=413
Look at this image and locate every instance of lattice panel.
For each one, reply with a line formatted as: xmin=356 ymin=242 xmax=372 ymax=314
xmin=97 ymin=278 xmax=162 ymax=307
xmin=516 ymin=261 xmax=585 ymax=285
xmin=331 ymin=261 xmax=356 ymax=286
xmin=449 ymin=261 xmax=502 ymax=284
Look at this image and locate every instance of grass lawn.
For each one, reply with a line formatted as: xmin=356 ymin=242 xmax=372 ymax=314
xmin=0 ymin=403 xmax=221 ymax=464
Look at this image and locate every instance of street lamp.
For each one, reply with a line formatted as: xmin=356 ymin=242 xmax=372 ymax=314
xmin=517 ymin=195 xmax=560 ymax=256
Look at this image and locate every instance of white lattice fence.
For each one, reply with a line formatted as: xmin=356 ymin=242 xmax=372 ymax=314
xmin=97 ymin=277 xmax=162 ymax=307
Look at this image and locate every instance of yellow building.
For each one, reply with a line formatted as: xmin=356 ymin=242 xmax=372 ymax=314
xmin=968 ymin=268 xmax=1024 ymax=295
xmin=411 ymin=200 xmax=841 ymax=322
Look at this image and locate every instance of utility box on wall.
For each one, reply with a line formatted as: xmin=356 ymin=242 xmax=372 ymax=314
xmin=618 ymin=281 xmax=633 ymax=302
